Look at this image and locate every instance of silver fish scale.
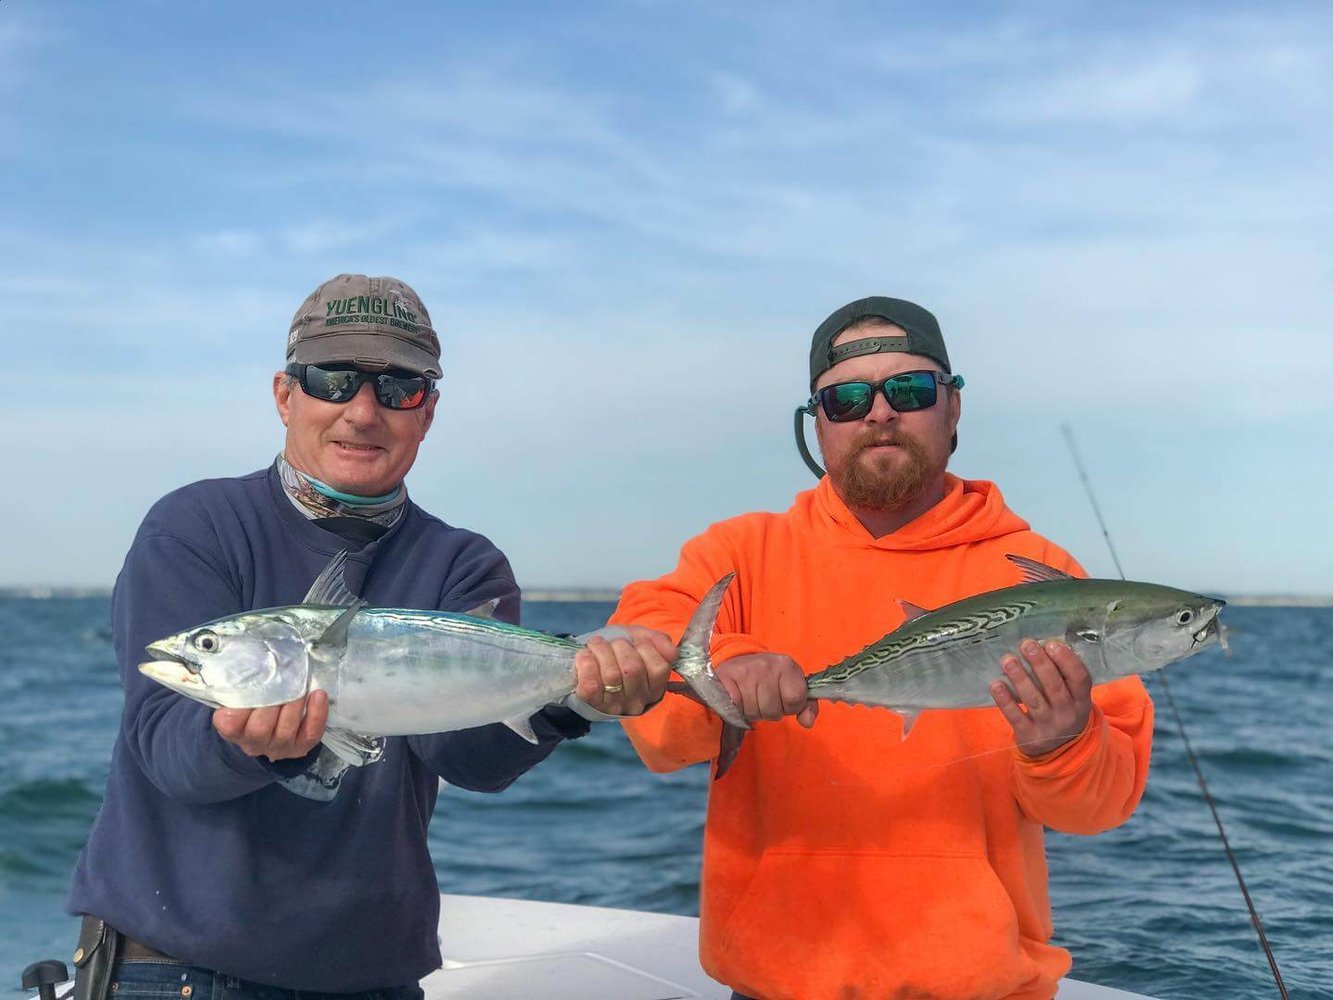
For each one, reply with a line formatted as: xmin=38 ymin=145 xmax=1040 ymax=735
xmin=315 ymin=608 xmax=583 ymax=734
xmin=800 ymin=576 xmax=1223 ymax=714
xmin=805 ymin=596 xmax=1102 ymax=712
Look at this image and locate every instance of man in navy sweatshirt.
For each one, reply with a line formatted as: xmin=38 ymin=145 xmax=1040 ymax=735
xmin=67 ymin=274 xmax=675 ymax=998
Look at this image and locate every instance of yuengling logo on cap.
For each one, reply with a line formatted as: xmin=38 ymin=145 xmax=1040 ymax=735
xmin=287 ymin=273 xmax=442 ymax=379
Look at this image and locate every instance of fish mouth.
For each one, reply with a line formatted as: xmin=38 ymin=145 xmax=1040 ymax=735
xmin=145 ymin=638 xmax=200 ymax=671
xmin=1191 ymin=605 xmax=1228 ymax=651
xmin=138 ymin=659 xmax=222 ymax=708
xmin=146 ymin=640 xmax=182 ymax=662
xmin=139 ymin=659 xmax=201 ymax=688
xmin=142 ymin=638 xmax=208 ymax=695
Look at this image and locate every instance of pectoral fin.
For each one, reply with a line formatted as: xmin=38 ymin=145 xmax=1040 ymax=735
xmin=313 ymin=600 xmax=366 ymax=651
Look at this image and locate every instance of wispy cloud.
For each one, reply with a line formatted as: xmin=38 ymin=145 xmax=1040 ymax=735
xmin=5 ymin=2 xmax=1331 ymax=590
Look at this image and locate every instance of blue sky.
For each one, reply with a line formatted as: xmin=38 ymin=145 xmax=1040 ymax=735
xmin=4 ymin=1 xmax=1331 ymax=595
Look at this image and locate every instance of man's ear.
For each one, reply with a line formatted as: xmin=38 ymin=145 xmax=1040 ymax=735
xmin=418 ymin=390 xmax=439 ymax=438
xmin=273 ymin=372 xmax=293 ymax=427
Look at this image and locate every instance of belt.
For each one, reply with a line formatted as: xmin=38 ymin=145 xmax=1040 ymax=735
xmin=118 ymin=936 xmax=174 ymax=962
xmin=74 ymin=916 xmax=178 ymax=1000
xmin=76 ymin=915 xmax=175 ymax=963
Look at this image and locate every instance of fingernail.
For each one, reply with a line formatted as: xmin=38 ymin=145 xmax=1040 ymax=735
xmin=1022 ymin=640 xmax=1039 ymax=654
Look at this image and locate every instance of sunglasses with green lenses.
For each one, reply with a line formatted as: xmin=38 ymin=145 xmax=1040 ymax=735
xmin=807 ymin=370 xmax=965 ymax=422
xmin=285 ymin=363 xmax=434 ymax=411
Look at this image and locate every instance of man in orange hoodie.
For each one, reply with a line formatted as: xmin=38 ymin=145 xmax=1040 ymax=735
xmin=611 ymin=296 xmax=1154 ymax=1000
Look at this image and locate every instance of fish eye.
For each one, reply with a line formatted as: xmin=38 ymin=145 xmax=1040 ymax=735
xmin=1176 ymin=610 xmax=1194 ymax=626
xmin=193 ymin=630 xmax=221 ymax=653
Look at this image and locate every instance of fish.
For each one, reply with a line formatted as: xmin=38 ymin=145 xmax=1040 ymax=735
xmin=701 ymin=555 xmax=1226 ymax=777
xmin=139 ymin=552 xmax=748 ymax=799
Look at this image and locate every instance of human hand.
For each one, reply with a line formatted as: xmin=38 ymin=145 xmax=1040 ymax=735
xmin=989 ymin=639 xmax=1093 ymax=757
xmin=716 ymin=653 xmax=818 ymax=728
xmin=213 ymin=689 xmax=329 ymax=761
xmin=573 ymin=626 xmax=676 ymax=716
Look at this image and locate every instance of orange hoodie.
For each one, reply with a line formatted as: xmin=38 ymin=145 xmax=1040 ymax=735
xmin=613 ymin=475 xmax=1153 ymax=1000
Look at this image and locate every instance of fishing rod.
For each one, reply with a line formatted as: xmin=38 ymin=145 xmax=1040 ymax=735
xmin=1060 ymin=424 xmax=1290 ymax=1000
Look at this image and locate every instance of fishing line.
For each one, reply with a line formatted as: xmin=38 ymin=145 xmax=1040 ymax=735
xmin=903 ymin=734 xmax=1089 ymax=773
xmin=1061 ymin=423 xmax=1290 ymax=1000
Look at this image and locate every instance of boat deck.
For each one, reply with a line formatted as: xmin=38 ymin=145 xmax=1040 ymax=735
xmin=424 ymin=895 xmax=1158 ymax=999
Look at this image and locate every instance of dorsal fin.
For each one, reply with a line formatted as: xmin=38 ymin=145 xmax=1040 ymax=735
xmin=303 ymin=551 xmax=359 ymax=606
xmin=464 ymin=597 xmax=502 ymax=620
xmin=897 ymin=599 xmax=931 ymax=622
xmin=1006 ymin=554 xmax=1074 ymax=584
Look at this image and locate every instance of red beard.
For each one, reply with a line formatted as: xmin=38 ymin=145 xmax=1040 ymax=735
xmin=830 ymin=430 xmax=936 ymax=511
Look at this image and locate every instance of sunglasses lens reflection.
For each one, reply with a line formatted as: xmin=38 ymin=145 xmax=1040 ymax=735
xmin=825 ymin=383 xmax=874 ymax=420
xmin=818 ymin=373 xmax=939 ymax=422
xmin=377 ymin=376 xmax=428 ymax=409
xmin=306 ymin=367 xmax=362 ymax=402
xmin=885 ymin=375 xmax=937 ymax=412
xmin=298 ymin=365 xmax=431 ymax=410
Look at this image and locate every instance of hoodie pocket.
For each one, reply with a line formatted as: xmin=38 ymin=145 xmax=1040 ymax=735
xmin=715 ymin=849 xmax=1038 ymax=1000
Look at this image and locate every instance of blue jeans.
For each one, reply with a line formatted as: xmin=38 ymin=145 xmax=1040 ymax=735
xmin=109 ymin=960 xmax=424 ymax=1000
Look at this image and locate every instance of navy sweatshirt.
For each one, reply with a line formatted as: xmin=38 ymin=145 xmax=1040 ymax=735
xmin=68 ymin=466 xmax=587 ymax=989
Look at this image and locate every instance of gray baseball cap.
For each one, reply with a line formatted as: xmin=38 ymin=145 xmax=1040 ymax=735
xmin=286 ymin=274 xmax=442 ymax=379
xmin=808 ymin=296 xmax=950 ymax=388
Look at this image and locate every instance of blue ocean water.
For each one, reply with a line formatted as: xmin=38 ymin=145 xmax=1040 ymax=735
xmin=1 ymin=597 xmax=1329 ymax=998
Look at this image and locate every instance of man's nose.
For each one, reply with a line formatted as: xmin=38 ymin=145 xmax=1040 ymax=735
xmin=342 ymin=381 xmax=381 ymax=424
xmin=864 ymin=387 xmax=898 ymax=423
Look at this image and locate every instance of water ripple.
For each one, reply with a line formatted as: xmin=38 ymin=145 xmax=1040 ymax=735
xmin=3 ymin=600 xmax=1329 ymax=997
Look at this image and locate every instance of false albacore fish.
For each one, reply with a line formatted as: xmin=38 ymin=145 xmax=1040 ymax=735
xmin=703 ymin=555 xmax=1226 ymax=778
xmin=140 ymin=552 xmax=748 ymax=798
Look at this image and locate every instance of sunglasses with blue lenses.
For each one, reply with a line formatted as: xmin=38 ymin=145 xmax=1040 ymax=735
xmin=807 ymin=370 xmax=965 ymax=422
xmin=285 ymin=363 xmax=434 ymax=410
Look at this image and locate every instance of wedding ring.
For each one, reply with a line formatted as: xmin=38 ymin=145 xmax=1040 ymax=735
xmin=603 ymin=683 xmax=624 ymax=694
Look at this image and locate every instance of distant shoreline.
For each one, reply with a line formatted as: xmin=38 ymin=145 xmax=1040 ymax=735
xmin=0 ymin=586 xmax=623 ymax=602
xmin=2 ymin=587 xmax=1331 ymax=607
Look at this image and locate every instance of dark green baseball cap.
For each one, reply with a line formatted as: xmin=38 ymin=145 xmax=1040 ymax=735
xmin=808 ymin=296 xmax=951 ymax=388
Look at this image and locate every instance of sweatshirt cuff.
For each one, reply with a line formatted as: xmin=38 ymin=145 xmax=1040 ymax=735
xmin=1014 ymin=705 xmax=1106 ymax=777
xmin=261 ymin=746 xmax=324 ymax=778
xmin=534 ymin=705 xmax=593 ymax=741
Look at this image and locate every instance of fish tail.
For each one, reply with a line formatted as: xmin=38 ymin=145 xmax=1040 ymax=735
xmin=673 ymin=572 xmax=751 ymax=778
xmin=716 ymin=721 xmax=746 ymax=780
